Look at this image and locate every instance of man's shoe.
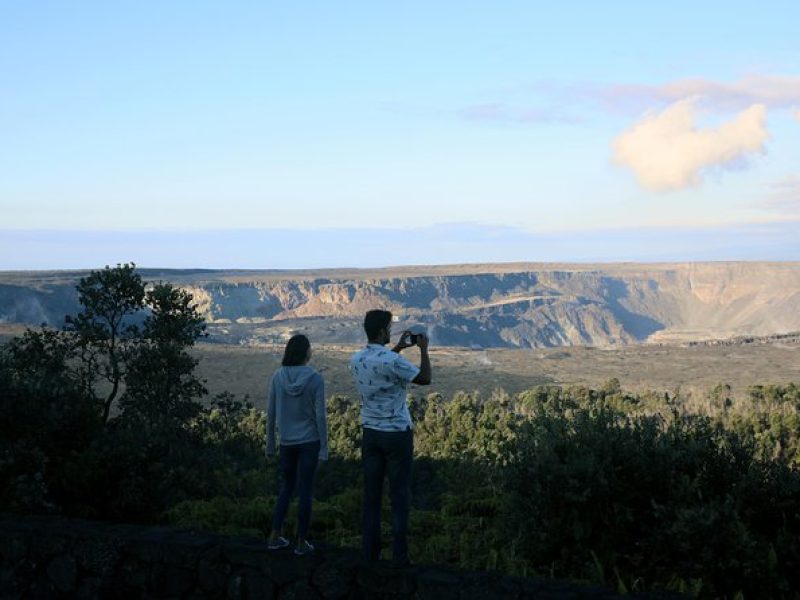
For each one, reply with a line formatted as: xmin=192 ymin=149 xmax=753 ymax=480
xmin=294 ymin=540 xmax=315 ymax=556
xmin=267 ymin=536 xmax=290 ymax=550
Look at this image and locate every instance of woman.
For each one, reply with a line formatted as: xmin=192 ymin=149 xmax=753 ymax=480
xmin=266 ymin=334 xmax=328 ymax=555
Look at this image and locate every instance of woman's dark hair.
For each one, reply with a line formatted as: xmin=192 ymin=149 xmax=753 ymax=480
xmin=364 ymin=309 xmax=392 ymax=341
xmin=282 ymin=334 xmax=310 ymax=366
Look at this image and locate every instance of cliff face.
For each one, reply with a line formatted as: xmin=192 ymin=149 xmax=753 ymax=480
xmin=2 ymin=263 xmax=800 ymax=348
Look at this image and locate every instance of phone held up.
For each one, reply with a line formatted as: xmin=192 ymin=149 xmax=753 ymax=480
xmin=404 ymin=324 xmax=427 ymax=346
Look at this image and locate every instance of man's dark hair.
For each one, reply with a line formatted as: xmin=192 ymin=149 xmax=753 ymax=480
xmin=282 ymin=334 xmax=310 ymax=366
xmin=364 ymin=309 xmax=392 ymax=341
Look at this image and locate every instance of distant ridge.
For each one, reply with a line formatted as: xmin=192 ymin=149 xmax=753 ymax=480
xmin=4 ymin=260 xmax=800 ymax=283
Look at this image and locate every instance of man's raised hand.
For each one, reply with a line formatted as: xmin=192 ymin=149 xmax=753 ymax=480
xmin=392 ymin=330 xmax=414 ymax=352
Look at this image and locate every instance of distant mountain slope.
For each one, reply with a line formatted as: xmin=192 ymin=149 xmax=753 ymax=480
xmin=2 ymin=262 xmax=799 ymax=348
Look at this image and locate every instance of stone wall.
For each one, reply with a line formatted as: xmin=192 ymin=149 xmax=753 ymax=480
xmin=0 ymin=514 xmax=675 ymax=599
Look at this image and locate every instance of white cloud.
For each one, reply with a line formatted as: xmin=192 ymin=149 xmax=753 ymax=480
xmin=794 ymin=109 xmax=800 ymax=123
xmin=612 ymin=99 xmax=768 ymax=191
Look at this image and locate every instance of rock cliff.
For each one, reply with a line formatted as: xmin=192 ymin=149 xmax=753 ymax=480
xmin=1 ymin=262 xmax=799 ymax=348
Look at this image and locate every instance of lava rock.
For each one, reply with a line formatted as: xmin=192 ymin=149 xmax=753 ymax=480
xmin=46 ymin=555 xmax=77 ymax=593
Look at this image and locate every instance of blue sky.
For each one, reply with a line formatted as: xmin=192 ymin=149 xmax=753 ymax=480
xmin=1 ymin=1 xmax=799 ymax=268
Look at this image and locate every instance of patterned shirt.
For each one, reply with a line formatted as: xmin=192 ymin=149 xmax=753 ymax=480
xmin=350 ymin=343 xmax=420 ymax=432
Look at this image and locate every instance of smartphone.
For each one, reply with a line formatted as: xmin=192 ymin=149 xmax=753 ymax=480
xmin=405 ymin=324 xmax=427 ymax=345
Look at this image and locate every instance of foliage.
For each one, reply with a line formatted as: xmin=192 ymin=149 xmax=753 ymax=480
xmin=65 ymin=263 xmax=146 ymax=423
xmin=118 ymin=283 xmax=207 ymax=427
xmin=0 ymin=328 xmax=101 ymax=511
xmin=162 ymin=384 xmax=800 ymax=598
xmin=504 ymin=399 xmax=799 ymax=597
xmin=0 ymin=264 xmax=247 ymax=521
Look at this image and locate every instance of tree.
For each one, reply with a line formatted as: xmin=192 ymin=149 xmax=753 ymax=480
xmin=0 ymin=327 xmax=100 ymax=511
xmin=66 ymin=263 xmax=145 ymax=424
xmin=1 ymin=264 xmax=231 ymax=519
xmin=62 ymin=264 xmax=208 ymax=426
xmin=118 ymin=283 xmax=207 ymax=426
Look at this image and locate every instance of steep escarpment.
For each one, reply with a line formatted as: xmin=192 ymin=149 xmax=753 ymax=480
xmin=2 ymin=263 xmax=799 ymax=348
xmin=0 ymin=282 xmax=79 ymax=326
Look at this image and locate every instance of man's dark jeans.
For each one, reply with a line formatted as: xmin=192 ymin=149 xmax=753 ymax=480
xmin=272 ymin=440 xmax=320 ymax=540
xmin=361 ymin=426 xmax=413 ymax=563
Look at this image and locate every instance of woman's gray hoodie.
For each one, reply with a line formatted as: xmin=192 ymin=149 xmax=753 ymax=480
xmin=266 ymin=366 xmax=328 ymax=460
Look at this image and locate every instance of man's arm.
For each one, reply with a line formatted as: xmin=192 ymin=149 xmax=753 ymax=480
xmin=411 ymin=334 xmax=431 ymax=385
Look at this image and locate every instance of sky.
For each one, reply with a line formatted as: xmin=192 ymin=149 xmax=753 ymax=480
xmin=1 ymin=1 xmax=799 ymax=268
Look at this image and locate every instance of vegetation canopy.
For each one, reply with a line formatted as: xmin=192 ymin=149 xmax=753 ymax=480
xmin=2 ymin=265 xmax=799 ymax=598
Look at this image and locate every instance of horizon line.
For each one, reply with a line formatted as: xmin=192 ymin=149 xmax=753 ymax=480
xmin=3 ymin=259 xmax=800 ymax=276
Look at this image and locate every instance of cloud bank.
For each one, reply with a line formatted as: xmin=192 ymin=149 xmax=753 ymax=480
xmin=599 ymin=75 xmax=800 ymax=112
xmin=612 ymin=99 xmax=768 ymax=191
xmin=517 ymin=75 xmax=800 ymax=116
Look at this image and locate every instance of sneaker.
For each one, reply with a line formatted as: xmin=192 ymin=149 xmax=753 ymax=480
xmin=293 ymin=540 xmax=315 ymax=556
xmin=267 ymin=536 xmax=290 ymax=550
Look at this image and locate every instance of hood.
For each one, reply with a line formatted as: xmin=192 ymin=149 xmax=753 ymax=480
xmin=277 ymin=366 xmax=317 ymax=395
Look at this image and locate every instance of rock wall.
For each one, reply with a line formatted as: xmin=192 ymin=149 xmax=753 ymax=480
xmin=0 ymin=514 xmax=667 ymax=599
xmin=4 ymin=262 xmax=799 ymax=348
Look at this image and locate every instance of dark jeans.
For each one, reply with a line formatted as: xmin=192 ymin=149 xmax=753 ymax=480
xmin=361 ymin=427 xmax=413 ymax=563
xmin=271 ymin=440 xmax=320 ymax=539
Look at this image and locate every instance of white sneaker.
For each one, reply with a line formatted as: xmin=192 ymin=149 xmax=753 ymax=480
xmin=267 ymin=536 xmax=290 ymax=550
xmin=293 ymin=540 xmax=315 ymax=556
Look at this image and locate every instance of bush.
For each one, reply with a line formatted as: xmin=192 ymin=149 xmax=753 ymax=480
xmin=503 ymin=398 xmax=800 ymax=597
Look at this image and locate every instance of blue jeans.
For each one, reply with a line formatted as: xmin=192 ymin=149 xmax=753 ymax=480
xmin=361 ymin=427 xmax=413 ymax=563
xmin=271 ymin=440 xmax=320 ymax=539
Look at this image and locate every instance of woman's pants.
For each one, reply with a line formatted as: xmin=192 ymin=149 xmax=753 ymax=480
xmin=271 ymin=440 xmax=320 ymax=539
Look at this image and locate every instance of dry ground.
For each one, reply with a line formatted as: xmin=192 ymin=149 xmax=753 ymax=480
xmin=194 ymin=340 xmax=800 ymax=410
xmin=3 ymin=323 xmax=797 ymax=409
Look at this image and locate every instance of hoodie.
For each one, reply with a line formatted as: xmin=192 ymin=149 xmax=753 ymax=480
xmin=266 ymin=366 xmax=328 ymax=460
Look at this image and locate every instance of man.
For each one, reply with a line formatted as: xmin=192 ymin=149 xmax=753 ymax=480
xmin=350 ymin=309 xmax=431 ymax=566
